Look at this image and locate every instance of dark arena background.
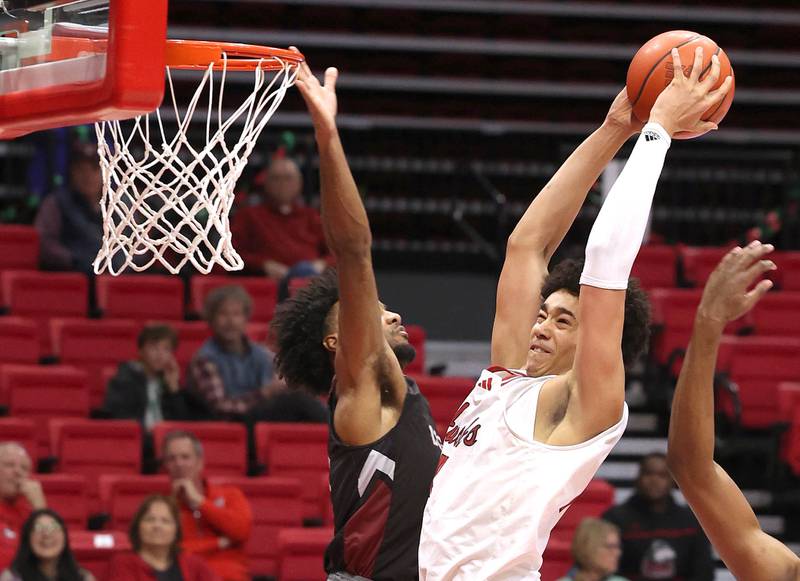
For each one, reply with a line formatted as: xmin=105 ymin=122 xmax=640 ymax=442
xmin=0 ymin=1 xmax=799 ymax=580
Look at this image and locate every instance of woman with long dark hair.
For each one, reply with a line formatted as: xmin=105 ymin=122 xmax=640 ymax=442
xmin=0 ymin=509 xmax=94 ymax=581
xmin=104 ymin=495 xmax=217 ymax=581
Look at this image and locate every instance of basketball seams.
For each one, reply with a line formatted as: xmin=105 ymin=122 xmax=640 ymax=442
xmin=630 ymin=34 xmax=701 ymax=107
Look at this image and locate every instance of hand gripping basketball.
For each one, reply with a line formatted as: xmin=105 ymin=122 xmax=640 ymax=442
xmin=648 ymin=47 xmax=733 ymax=138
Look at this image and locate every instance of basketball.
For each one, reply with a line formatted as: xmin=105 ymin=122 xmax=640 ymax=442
xmin=626 ymin=30 xmax=735 ymax=139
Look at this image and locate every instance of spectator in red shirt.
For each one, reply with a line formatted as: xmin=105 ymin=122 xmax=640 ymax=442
xmin=161 ymin=431 xmax=251 ymax=581
xmin=0 ymin=443 xmax=47 ymax=573
xmin=105 ymin=495 xmax=218 ymax=581
xmin=231 ymin=157 xmax=331 ymax=295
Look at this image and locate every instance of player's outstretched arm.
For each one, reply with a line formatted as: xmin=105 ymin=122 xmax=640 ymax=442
xmin=491 ymin=92 xmax=641 ymax=369
xmin=566 ymin=48 xmax=732 ymax=441
xmin=668 ymin=242 xmax=800 ymax=581
xmin=296 ymin=61 xmax=406 ymax=445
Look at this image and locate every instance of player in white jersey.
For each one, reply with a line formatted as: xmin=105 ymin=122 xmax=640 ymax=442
xmin=419 ymin=48 xmax=733 ymax=580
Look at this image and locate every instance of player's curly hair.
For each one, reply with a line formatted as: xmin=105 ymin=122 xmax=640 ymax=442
xmin=271 ymin=269 xmax=339 ymax=395
xmin=541 ymin=258 xmax=651 ymax=367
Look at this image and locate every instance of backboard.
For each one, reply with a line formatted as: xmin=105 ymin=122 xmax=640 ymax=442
xmin=0 ymin=0 xmax=167 ymax=139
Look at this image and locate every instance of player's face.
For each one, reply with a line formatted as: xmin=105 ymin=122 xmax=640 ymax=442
xmin=636 ymin=456 xmax=673 ymax=503
xmin=323 ymin=302 xmax=416 ymax=368
xmin=526 ymin=290 xmax=579 ymax=377
xmin=380 ymin=303 xmax=416 ymax=368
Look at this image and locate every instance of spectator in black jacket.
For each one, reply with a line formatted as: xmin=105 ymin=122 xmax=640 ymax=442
xmin=602 ymin=453 xmax=714 ymax=581
xmin=104 ymin=324 xmax=193 ymax=428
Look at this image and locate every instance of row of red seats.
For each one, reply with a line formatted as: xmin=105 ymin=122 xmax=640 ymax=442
xmin=0 ymin=318 xmax=428 ymax=408
xmin=632 ymin=244 xmax=800 ymax=290
xmin=649 ymin=288 xmax=800 ymax=373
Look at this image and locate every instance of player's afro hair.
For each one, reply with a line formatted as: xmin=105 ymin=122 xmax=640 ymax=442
xmin=271 ymin=269 xmax=339 ymax=395
xmin=541 ymin=258 xmax=651 ymax=367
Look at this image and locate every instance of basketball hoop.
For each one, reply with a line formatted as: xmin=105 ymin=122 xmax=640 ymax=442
xmin=92 ymin=40 xmax=304 ymax=275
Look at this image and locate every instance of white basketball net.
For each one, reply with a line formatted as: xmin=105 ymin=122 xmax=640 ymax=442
xmin=93 ymin=55 xmax=298 ymax=275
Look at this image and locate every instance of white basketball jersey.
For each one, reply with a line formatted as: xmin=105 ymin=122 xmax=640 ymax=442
xmin=419 ymin=366 xmax=628 ymax=580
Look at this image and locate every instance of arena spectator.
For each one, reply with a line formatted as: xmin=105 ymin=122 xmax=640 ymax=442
xmin=33 ymin=141 xmax=115 ymax=274
xmin=231 ymin=157 xmax=330 ymax=293
xmin=103 ymin=324 xmax=195 ymax=429
xmin=0 ymin=443 xmax=46 ymax=533
xmin=557 ymin=518 xmax=628 ymax=581
xmin=161 ymin=431 xmax=249 ymax=581
xmin=105 ymin=495 xmax=218 ymax=581
xmin=187 ymin=285 xmax=327 ymax=422
xmin=0 ymin=509 xmax=94 ymax=581
xmin=603 ymin=453 xmax=713 ymax=580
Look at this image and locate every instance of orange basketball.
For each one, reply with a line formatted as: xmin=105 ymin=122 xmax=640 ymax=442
xmin=626 ymin=30 xmax=735 ymax=139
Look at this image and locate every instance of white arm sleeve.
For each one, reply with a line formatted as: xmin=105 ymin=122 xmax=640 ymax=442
xmin=580 ymin=122 xmax=671 ymax=290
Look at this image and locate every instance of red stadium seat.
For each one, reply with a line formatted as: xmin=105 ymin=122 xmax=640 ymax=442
xmin=717 ymin=337 xmax=800 ymax=429
xmin=96 ymin=275 xmax=184 ymax=320
xmin=190 ymin=276 xmax=278 ymax=323
xmin=0 ymin=364 xmax=89 ymax=456
xmin=411 ymin=374 xmax=473 ymax=426
xmin=752 ymin=292 xmax=800 ymax=337
xmin=649 ymin=289 xmax=746 ymax=374
xmin=550 ymin=479 xmax=615 ymax=543
xmin=209 ymin=476 xmax=304 ymax=577
xmin=98 ymin=475 xmax=171 ymax=530
xmin=678 ymin=245 xmax=733 ymax=287
xmin=50 ymin=319 xmax=139 ymax=409
xmin=0 ymin=317 xmax=39 ymax=364
xmin=0 ymin=226 xmax=39 ymax=271
xmin=775 ymin=252 xmax=800 ymax=291
xmin=540 ymin=537 xmax=572 ymax=581
xmin=255 ymin=423 xmax=329 ymax=519
xmin=1 ymin=271 xmax=88 ymax=356
xmin=152 ymin=421 xmax=248 ymax=476
xmin=277 ymin=527 xmax=333 ymax=581
xmin=0 ymin=418 xmax=37 ymax=462
xmin=38 ymin=473 xmax=88 ymax=530
xmin=70 ymin=530 xmax=130 ymax=580
xmin=404 ymin=324 xmax=426 ymax=374
xmin=631 ymin=244 xmax=677 ymax=289
xmin=49 ymin=419 xmax=142 ymax=511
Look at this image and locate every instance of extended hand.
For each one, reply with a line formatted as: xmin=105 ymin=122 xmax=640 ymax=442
xmin=698 ymin=240 xmax=776 ymax=325
xmin=294 ymin=53 xmax=339 ymax=139
xmin=649 ymin=47 xmax=733 ymax=138
xmin=605 ymin=88 xmax=645 ymax=136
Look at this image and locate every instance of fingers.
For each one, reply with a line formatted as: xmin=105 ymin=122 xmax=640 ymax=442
xmin=699 ymin=54 xmax=721 ymax=91
xmin=704 ymin=75 xmax=733 ymax=107
xmin=324 ymin=67 xmax=338 ymax=91
xmin=689 ymin=46 xmax=703 ymax=83
xmin=671 ymin=48 xmax=685 ymax=83
xmin=743 ymin=279 xmax=774 ymax=311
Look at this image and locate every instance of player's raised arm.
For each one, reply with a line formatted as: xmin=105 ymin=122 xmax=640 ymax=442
xmin=667 ymin=243 xmax=800 ymax=581
xmin=295 ymin=62 xmax=405 ymax=445
xmin=491 ymin=92 xmax=642 ymax=369
xmin=567 ymin=48 xmax=732 ymax=440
